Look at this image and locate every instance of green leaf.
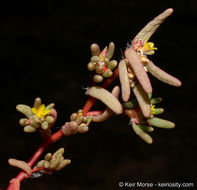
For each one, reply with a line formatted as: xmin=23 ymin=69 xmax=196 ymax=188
xmin=132 ymin=123 xmax=153 ymax=144
xmin=148 ymin=117 xmax=175 ymax=128
xmin=153 ymin=108 xmax=164 ymax=115
xmin=138 ymin=124 xmax=154 ymax=132
xmin=123 ymin=99 xmax=137 ymax=109
xmin=150 ymin=97 xmax=162 ymax=104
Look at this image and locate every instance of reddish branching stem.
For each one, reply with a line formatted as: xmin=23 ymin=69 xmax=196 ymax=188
xmin=7 ymin=67 xmax=120 ymax=190
xmin=86 ymin=110 xmax=104 ymax=116
xmin=7 ymin=130 xmax=63 ymax=189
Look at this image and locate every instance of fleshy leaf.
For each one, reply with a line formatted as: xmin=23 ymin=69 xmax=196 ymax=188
xmin=153 ymin=108 xmax=164 ymax=115
xmin=88 ymin=86 xmax=123 ymax=114
xmin=132 ymin=82 xmax=151 ymax=118
xmin=16 ymin=105 xmax=33 ymax=118
xmin=132 ymin=123 xmax=153 ymax=144
xmin=92 ymin=86 xmax=120 ymax=122
xmin=138 ymin=124 xmax=154 ymax=132
xmin=125 ymin=48 xmax=152 ymax=93
xmin=133 ymin=8 xmax=173 ymax=42
xmin=119 ymin=59 xmax=131 ymax=102
xmin=146 ymin=60 xmax=182 ymax=87
xmin=90 ymin=43 xmax=100 ymax=56
xmin=150 ymin=97 xmax=162 ymax=104
xmin=148 ymin=117 xmax=175 ymax=128
xmin=123 ymin=99 xmax=138 ymax=109
xmin=107 ymin=42 xmax=115 ymax=60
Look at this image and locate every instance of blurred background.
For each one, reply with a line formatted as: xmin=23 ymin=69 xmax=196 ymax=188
xmin=0 ymin=0 xmax=196 ymax=189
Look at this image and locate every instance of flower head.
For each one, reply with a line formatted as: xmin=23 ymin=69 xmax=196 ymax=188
xmin=143 ymin=38 xmax=157 ymax=52
xmin=32 ymin=104 xmax=51 ymax=119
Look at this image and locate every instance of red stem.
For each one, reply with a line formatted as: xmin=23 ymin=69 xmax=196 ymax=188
xmin=7 ymin=130 xmax=63 ymax=189
xmin=7 ymin=67 xmax=119 ymax=190
xmin=86 ymin=110 xmax=104 ymax=116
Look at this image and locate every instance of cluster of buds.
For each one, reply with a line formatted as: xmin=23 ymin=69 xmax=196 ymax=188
xmin=36 ymin=148 xmax=70 ymax=174
xmin=61 ymin=109 xmax=92 ymax=136
xmin=16 ymin=98 xmax=57 ymax=133
xmin=87 ymin=42 xmax=118 ymax=83
xmin=123 ymin=94 xmax=175 ymax=144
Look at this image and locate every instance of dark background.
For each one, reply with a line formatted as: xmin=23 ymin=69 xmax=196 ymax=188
xmin=0 ymin=0 xmax=196 ymax=189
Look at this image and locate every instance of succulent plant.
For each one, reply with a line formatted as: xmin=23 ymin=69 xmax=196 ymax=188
xmin=7 ymin=8 xmax=182 ymax=190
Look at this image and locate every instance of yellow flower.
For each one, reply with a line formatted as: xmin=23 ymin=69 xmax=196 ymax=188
xmin=78 ymin=112 xmax=83 ymax=117
xmin=32 ymin=104 xmax=51 ymax=119
xmin=143 ymin=38 xmax=157 ymax=51
xmin=151 ymin=104 xmax=156 ymax=114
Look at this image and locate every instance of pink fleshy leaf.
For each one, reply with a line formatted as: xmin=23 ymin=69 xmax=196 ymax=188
xmin=118 ymin=59 xmax=131 ymax=102
xmin=93 ymin=86 xmax=120 ymax=122
xmin=133 ymin=8 xmax=173 ymax=43
xmin=125 ymin=48 xmax=152 ymax=93
xmin=146 ymin=60 xmax=182 ymax=87
xmin=132 ymin=82 xmax=151 ymax=118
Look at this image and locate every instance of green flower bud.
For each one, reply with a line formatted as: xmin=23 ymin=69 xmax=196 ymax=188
xmin=70 ymin=113 xmax=78 ymax=121
xmin=34 ymin=97 xmax=42 ymax=108
xmin=107 ymin=42 xmax=115 ymax=60
xmin=91 ymin=56 xmax=100 ymax=63
xmin=103 ymin=70 xmax=113 ymax=78
xmin=108 ymin=60 xmax=117 ymax=70
xmin=95 ymin=65 xmax=103 ymax=74
xmin=19 ymin=118 xmax=28 ymax=126
xmin=93 ymin=75 xmax=103 ymax=83
xmin=78 ymin=123 xmax=89 ymax=133
xmin=24 ymin=125 xmax=36 ymax=133
xmin=87 ymin=62 xmax=96 ymax=71
xmin=41 ymin=121 xmax=49 ymax=130
xmin=44 ymin=153 xmax=52 ymax=161
xmin=90 ymin=43 xmax=100 ymax=56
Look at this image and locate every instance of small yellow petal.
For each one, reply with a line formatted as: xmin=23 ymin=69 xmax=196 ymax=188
xmin=39 ymin=104 xmax=45 ymax=112
xmin=151 ymin=104 xmax=156 ymax=114
xmin=43 ymin=109 xmax=51 ymax=116
xmin=144 ymin=37 xmax=149 ymax=46
xmin=32 ymin=107 xmax=38 ymax=114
